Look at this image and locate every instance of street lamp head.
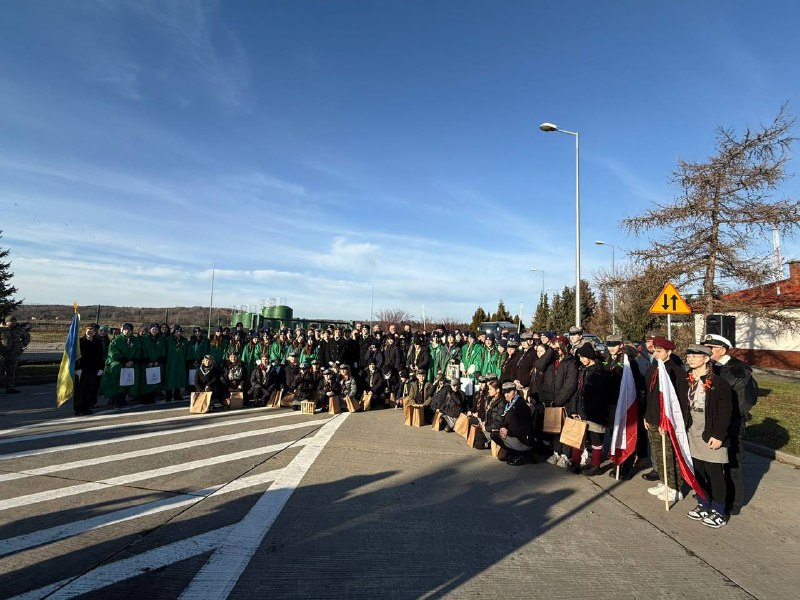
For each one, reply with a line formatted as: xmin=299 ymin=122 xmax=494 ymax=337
xmin=539 ymin=122 xmax=558 ymax=132
xmin=595 ymin=240 xmax=606 ymax=246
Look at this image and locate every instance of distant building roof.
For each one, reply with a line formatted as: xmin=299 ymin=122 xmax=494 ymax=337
xmin=720 ymin=261 xmax=800 ymax=309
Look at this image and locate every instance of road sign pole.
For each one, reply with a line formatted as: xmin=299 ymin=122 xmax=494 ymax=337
xmin=667 ymin=314 xmax=672 ymax=341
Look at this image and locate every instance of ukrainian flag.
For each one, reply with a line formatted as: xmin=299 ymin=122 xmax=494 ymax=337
xmin=57 ymin=309 xmax=81 ymax=407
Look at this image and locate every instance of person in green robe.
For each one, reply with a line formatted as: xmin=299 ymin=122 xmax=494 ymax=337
xmin=481 ymin=334 xmax=502 ymax=378
xmin=460 ymin=332 xmax=485 ymax=382
xmin=269 ymin=332 xmax=289 ymax=364
xmin=240 ymin=332 xmax=261 ymax=378
xmin=299 ymin=339 xmax=318 ymax=365
xmin=100 ymin=322 xmax=141 ymax=407
xmin=164 ymin=325 xmax=189 ymax=401
xmin=427 ymin=333 xmax=448 ymax=382
xmin=209 ymin=327 xmax=228 ymax=365
xmin=138 ymin=323 xmax=166 ymax=404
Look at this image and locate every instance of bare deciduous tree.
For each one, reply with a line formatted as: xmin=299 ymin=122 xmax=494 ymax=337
xmin=623 ymin=105 xmax=800 ymax=330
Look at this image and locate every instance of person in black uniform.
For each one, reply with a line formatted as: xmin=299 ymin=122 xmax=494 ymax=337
xmin=490 ymin=381 xmax=535 ymax=465
xmin=74 ymin=323 xmax=105 ymax=415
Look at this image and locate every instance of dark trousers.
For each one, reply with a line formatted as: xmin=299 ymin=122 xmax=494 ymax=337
xmin=648 ymin=426 xmax=683 ymax=490
xmin=694 ymin=458 xmax=727 ymax=514
xmin=725 ymin=419 xmax=746 ymax=513
xmin=74 ymin=371 xmax=100 ymax=413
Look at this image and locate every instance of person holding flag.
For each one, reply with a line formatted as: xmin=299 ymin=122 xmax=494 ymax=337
xmin=56 ymin=307 xmax=81 ymax=409
xmin=73 ymin=323 xmax=105 ymax=415
xmin=607 ymin=349 xmax=641 ymax=481
xmin=643 ymin=337 xmax=689 ymax=504
xmin=684 ymin=344 xmax=734 ymax=528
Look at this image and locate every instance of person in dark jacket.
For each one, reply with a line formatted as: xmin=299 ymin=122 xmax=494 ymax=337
xmin=222 ymin=351 xmax=247 ymax=405
xmin=383 ymin=335 xmax=405 ymax=373
xmin=684 ymin=344 xmax=733 ymax=528
xmin=571 ymin=344 xmax=609 ymax=475
xmin=365 ymin=360 xmax=387 ymax=405
xmin=195 ymin=355 xmax=226 ymax=408
xmin=293 ymin=361 xmax=317 ymax=410
xmin=74 ymin=323 xmax=105 ymax=415
xmin=316 ymin=368 xmax=341 ymax=411
xmin=544 ymin=340 xmax=579 ymax=468
xmin=406 ymin=334 xmax=431 ymax=377
xmin=703 ymin=334 xmax=755 ymax=516
xmin=249 ymin=355 xmax=275 ymax=406
xmin=490 ymin=381 xmax=535 ymax=465
xmin=431 ymin=378 xmax=466 ymax=431
xmin=643 ymin=337 xmax=689 ymax=502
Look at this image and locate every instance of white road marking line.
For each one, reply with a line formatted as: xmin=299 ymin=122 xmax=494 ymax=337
xmin=10 ymin=525 xmax=234 ymax=600
xmin=180 ymin=414 xmax=348 ymax=600
xmin=0 ymin=405 xmax=282 ymax=447
xmin=7 ymin=415 xmax=345 ymax=600
xmin=0 ymin=420 xmax=320 ymax=483
xmin=0 ymin=467 xmax=288 ymax=557
xmin=0 ymin=434 xmax=318 ymax=513
xmin=0 ymin=411 xmax=304 ymax=461
xmin=0 ymin=402 xmax=190 ymax=437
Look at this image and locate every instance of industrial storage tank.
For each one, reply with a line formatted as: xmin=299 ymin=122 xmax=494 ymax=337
xmin=249 ymin=313 xmax=263 ymax=331
xmin=262 ymin=306 xmax=277 ymax=319
xmin=273 ymin=305 xmax=293 ymax=322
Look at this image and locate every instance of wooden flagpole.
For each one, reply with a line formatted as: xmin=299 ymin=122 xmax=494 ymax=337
xmin=662 ymin=431 xmax=670 ymax=511
xmin=615 ymin=465 xmax=620 ymax=481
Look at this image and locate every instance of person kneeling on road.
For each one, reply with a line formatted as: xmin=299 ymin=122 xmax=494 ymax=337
xmin=490 ymin=381 xmax=535 ymax=466
xmin=431 ymin=377 xmax=467 ymax=431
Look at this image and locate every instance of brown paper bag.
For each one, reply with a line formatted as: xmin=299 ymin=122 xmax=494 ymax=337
xmin=431 ymin=409 xmax=444 ymax=431
xmin=560 ymin=416 xmax=587 ymax=448
xmin=189 ymin=392 xmax=211 ymax=414
xmin=345 ymin=396 xmax=361 ymax=413
xmin=454 ymin=413 xmax=470 ymax=438
xmin=410 ymin=404 xmax=425 ymax=427
xmin=386 ymin=392 xmax=396 ymax=407
xmin=403 ymin=404 xmax=413 ymax=426
xmin=228 ymin=391 xmax=244 ymax=410
xmin=543 ymin=406 xmax=566 ymax=434
xmin=401 ymin=396 xmax=412 ymax=409
xmin=300 ymin=400 xmax=315 ymax=414
xmin=268 ymin=390 xmax=282 ymax=408
xmin=362 ymin=391 xmax=373 ymax=412
xmin=280 ymin=392 xmax=295 ymax=408
xmin=491 ymin=441 xmax=508 ymax=461
xmin=328 ymin=395 xmax=341 ymax=415
xmin=467 ymin=424 xmax=487 ymax=449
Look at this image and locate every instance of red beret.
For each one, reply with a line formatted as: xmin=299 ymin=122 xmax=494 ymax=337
xmin=651 ymin=336 xmax=675 ymax=351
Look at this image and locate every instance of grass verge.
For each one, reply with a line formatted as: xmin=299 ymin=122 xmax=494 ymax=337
xmin=747 ymin=372 xmax=799 ymax=457
xmin=15 ymin=363 xmax=60 ymax=386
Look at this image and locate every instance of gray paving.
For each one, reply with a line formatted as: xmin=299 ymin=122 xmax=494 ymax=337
xmin=0 ymin=385 xmax=797 ymax=599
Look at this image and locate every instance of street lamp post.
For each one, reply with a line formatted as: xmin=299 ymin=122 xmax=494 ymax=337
xmin=594 ymin=241 xmax=616 ymax=334
xmin=539 ymin=122 xmax=580 ymax=328
xmin=530 ymin=268 xmax=545 ymax=297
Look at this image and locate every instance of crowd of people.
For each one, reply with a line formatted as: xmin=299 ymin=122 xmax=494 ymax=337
xmin=72 ymin=319 xmax=758 ymax=529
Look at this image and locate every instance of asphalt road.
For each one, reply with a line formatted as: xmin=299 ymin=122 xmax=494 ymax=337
xmin=0 ymin=385 xmax=798 ymax=599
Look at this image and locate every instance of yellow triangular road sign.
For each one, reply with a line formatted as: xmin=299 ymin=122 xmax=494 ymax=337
xmin=650 ymin=283 xmax=691 ymax=315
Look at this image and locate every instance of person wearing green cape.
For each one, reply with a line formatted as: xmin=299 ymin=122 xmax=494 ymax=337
xmin=100 ymin=322 xmax=141 ymax=408
xmin=164 ymin=325 xmax=189 ymax=401
xmin=138 ymin=323 xmax=165 ymax=404
xmin=270 ymin=331 xmax=290 ymax=364
xmin=427 ymin=333 xmax=448 ymax=383
xmin=240 ymin=331 xmax=261 ymax=377
xmin=481 ymin=334 xmax=502 ymax=378
xmin=461 ymin=332 xmax=484 ymax=382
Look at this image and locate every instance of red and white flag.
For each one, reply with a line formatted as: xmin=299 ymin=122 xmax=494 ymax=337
xmin=609 ymin=354 xmax=638 ymax=465
xmin=657 ymin=359 xmax=706 ymax=499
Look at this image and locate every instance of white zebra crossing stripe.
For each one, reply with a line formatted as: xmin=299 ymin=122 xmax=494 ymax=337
xmin=0 ymin=405 xmax=284 ymax=448
xmin=10 ymin=525 xmax=234 ymax=600
xmin=0 ymin=466 xmax=288 ymax=557
xmin=0 ymin=402 xmax=189 ymax=438
xmin=180 ymin=414 xmax=348 ymax=600
xmin=9 ymin=414 xmax=347 ymax=600
xmin=0 ymin=419 xmax=324 ymax=483
xmin=0 ymin=411 xmax=303 ymax=461
xmin=0 ymin=437 xmax=310 ymax=513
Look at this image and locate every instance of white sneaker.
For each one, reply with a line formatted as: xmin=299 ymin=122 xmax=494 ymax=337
xmin=647 ymin=482 xmax=665 ymax=496
xmin=657 ymin=487 xmax=684 ymax=502
xmin=546 ymin=452 xmax=559 ymax=465
xmin=556 ymin=455 xmax=570 ymax=468
xmin=580 ymin=449 xmax=589 ymax=466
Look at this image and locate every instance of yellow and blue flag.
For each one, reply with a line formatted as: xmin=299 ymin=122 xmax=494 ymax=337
xmin=56 ymin=309 xmax=81 ymax=407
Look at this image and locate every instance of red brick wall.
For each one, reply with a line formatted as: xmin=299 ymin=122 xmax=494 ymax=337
xmin=730 ymin=348 xmax=800 ymax=371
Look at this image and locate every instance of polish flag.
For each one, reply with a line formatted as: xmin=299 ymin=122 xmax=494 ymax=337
xmin=657 ymin=359 xmax=706 ymax=500
xmin=609 ymin=354 xmax=638 ymax=465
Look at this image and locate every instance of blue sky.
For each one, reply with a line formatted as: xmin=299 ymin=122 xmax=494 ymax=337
xmin=2 ymin=0 xmax=800 ymax=323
